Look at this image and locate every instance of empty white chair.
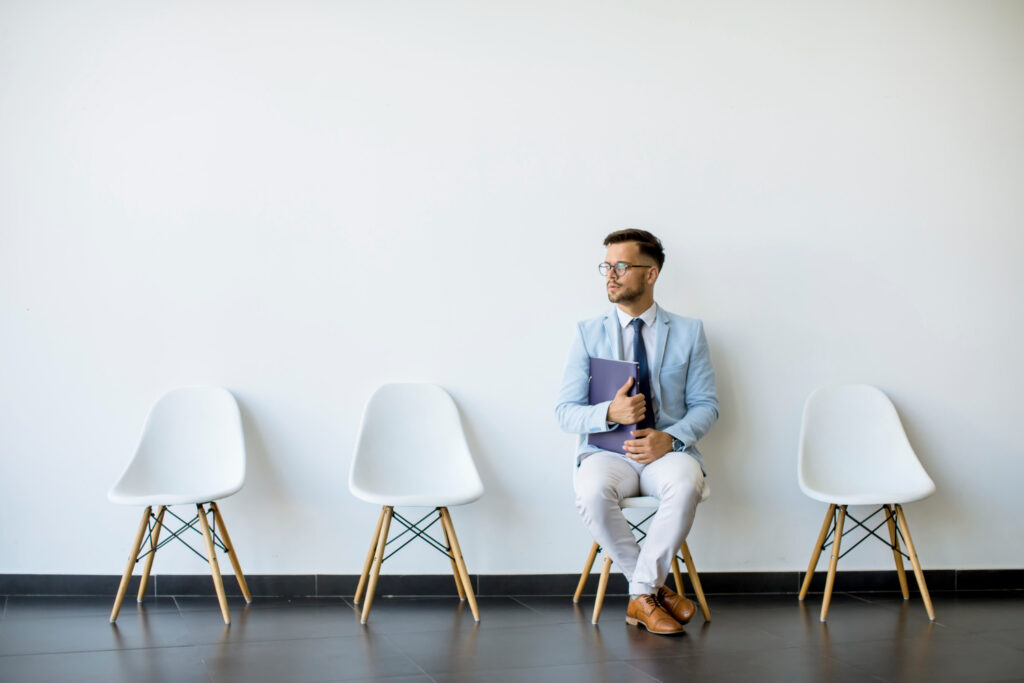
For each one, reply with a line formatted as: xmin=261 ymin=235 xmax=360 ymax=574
xmin=349 ymin=383 xmax=484 ymax=624
xmin=108 ymin=386 xmax=251 ymax=624
xmin=572 ymin=496 xmax=711 ymax=625
xmin=797 ymin=384 xmax=936 ymax=621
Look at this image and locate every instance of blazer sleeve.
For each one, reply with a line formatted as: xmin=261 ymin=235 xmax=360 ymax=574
xmin=662 ymin=320 xmax=719 ymax=449
xmin=555 ymin=323 xmax=614 ymax=435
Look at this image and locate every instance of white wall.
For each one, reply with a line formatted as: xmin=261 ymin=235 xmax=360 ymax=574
xmin=2 ymin=0 xmax=1022 ymax=576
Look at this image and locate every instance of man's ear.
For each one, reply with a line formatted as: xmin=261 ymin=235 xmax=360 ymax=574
xmin=647 ymin=266 xmax=659 ymax=285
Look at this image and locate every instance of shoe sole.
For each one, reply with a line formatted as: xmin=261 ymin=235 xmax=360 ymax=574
xmin=625 ymin=616 xmax=684 ymax=635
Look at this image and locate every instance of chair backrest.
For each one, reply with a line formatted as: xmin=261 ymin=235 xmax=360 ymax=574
xmin=349 ymin=383 xmax=483 ymax=506
xmin=109 ymin=386 xmax=246 ymax=505
xmin=798 ymin=384 xmax=935 ymax=504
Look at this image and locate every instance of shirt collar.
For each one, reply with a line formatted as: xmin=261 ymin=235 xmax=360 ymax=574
xmin=616 ymin=302 xmax=658 ymax=330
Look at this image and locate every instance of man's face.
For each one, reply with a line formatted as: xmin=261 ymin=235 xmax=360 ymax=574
xmin=604 ymin=242 xmax=656 ymax=305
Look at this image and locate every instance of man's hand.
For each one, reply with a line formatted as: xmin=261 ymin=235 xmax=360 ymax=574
xmin=624 ymin=429 xmax=674 ymax=465
xmin=607 ymin=377 xmax=646 ymax=425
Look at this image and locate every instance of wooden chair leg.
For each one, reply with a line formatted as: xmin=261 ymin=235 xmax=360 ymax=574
xmin=573 ymin=542 xmax=599 ymax=604
xmin=591 ymin=555 xmax=612 ymax=625
xmin=441 ymin=513 xmax=466 ymax=601
xmin=884 ymin=504 xmax=910 ymax=599
xmin=439 ymin=507 xmax=479 ymax=622
xmin=671 ymin=556 xmax=685 ymax=595
xmin=361 ymin=506 xmax=393 ymax=624
xmin=681 ymin=542 xmax=711 ymax=622
xmin=354 ymin=507 xmax=386 ymax=605
xmin=820 ymin=505 xmax=846 ymax=622
xmin=211 ymin=502 xmax=252 ymax=603
xmin=137 ymin=506 xmax=166 ymax=602
xmin=799 ymin=503 xmax=836 ymax=600
xmin=110 ymin=506 xmax=152 ymax=623
xmin=197 ymin=503 xmax=231 ymax=625
xmin=895 ymin=504 xmax=935 ymax=621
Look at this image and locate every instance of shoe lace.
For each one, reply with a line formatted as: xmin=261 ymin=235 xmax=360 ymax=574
xmin=639 ymin=594 xmax=660 ymax=612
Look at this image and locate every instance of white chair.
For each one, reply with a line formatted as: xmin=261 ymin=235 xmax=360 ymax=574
xmin=349 ymin=383 xmax=484 ymax=624
xmin=108 ymin=386 xmax=251 ymax=624
xmin=797 ymin=384 xmax=936 ymax=622
xmin=572 ymin=496 xmax=711 ymax=625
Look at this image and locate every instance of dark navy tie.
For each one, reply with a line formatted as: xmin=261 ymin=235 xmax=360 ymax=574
xmin=630 ymin=318 xmax=654 ymax=429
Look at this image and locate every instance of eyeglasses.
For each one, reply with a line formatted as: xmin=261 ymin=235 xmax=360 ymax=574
xmin=598 ymin=261 xmax=653 ymax=277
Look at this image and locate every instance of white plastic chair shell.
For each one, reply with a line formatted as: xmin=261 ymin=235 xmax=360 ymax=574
xmin=621 ymin=496 xmax=659 ymax=510
xmin=108 ymin=387 xmax=246 ymax=506
xmin=621 ymin=488 xmax=709 ymax=510
xmin=348 ymin=383 xmax=483 ymax=507
xmin=798 ymin=384 xmax=935 ymax=506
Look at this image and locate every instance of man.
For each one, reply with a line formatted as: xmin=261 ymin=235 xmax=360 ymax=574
xmin=555 ymin=229 xmax=718 ymax=635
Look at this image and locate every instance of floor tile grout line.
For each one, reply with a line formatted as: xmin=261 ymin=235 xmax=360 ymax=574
xmin=0 ymin=627 xmax=408 ymax=660
xmin=619 ymin=659 xmax=666 ymax=683
xmin=0 ymin=641 xmax=248 ymax=659
xmin=399 ymin=657 xmax=659 ymax=681
xmin=838 ymin=591 xmax=955 ymax=627
xmin=508 ymin=595 xmax=547 ymax=616
xmin=379 ymin=629 xmax=442 ymax=682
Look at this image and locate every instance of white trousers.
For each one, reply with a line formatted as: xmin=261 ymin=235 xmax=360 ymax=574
xmin=574 ymin=451 xmax=704 ymax=596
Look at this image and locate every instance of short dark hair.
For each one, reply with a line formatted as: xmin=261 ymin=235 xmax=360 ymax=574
xmin=603 ymin=229 xmax=665 ymax=270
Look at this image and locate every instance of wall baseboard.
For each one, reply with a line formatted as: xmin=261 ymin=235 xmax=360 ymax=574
xmin=2 ymin=570 xmax=1021 ymax=597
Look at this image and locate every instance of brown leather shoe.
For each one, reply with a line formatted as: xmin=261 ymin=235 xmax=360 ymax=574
xmin=626 ymin=594 xmax=684 ymax=635
xmin=657 ymin=585 xmax=697 ymax=625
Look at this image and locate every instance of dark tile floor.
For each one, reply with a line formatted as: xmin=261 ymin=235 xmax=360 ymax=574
xmin=1 ymin=591 xmax=1023 ymax=682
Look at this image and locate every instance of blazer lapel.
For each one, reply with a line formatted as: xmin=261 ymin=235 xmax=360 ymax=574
xmin=651 ymin=307 xmax=670 ymax=404
xmin=604 ymin=307 xmax=622 ymax=360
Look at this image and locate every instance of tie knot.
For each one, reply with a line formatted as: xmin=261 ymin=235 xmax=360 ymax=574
xmin=631 ymin=318 xmax=644 ymax=332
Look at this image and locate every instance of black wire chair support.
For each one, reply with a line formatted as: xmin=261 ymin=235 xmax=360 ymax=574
xmin=384 ymin=508 xmax=455 ymax=562
xmin=818 ymin=505 xmax=910 ymax=562
xmin=134 ymin=503 xmax=227 ymax=565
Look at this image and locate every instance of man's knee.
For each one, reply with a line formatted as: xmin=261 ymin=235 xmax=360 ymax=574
xmin=649 ymin=467 xmax=703 ymax=504
xmin=574 ymin=478 xmax=621 ymax=514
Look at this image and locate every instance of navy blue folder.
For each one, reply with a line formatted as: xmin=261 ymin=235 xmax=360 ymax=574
xmin=587 ymin=357 xmax=639 ymax=455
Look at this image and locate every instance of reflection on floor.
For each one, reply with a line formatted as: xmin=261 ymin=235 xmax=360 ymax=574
xmin=1 ymin=592 xmax=1023 ymax=682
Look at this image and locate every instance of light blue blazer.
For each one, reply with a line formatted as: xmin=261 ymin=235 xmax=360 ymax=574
xmin=555 ymin=304 xmax=719 ymax=472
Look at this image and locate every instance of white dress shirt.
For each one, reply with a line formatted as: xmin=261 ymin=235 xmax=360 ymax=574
xmin=616 ymin=302 xmax=657 ymax=366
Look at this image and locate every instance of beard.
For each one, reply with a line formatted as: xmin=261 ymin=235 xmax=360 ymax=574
xmin=607 ymin=282 xmax=646 ymax=304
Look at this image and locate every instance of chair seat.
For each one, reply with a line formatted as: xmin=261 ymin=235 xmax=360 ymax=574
xmin=799 ymin=478 xmax=934 ymax=506
xmin=349 ymin=487 xmax=482 ymax=508
xmin=799 ymin=489 xmax=934 ymax=507
xmin=620 ymin=496 xmax=658 ymax=509
xmin=108 ymin=484 xmax=243 ymax=507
